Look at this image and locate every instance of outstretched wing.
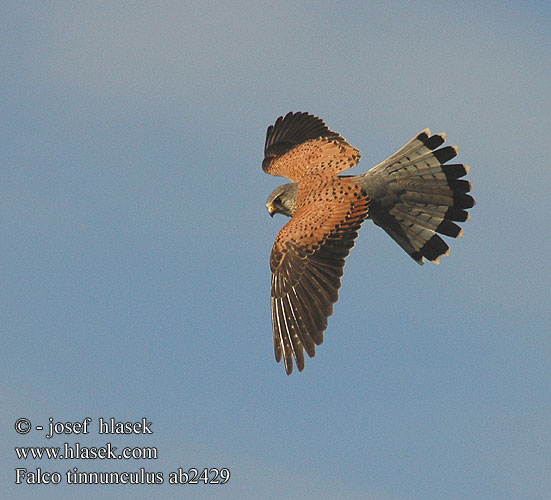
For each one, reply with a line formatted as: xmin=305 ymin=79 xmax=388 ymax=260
xmin=270 ymin=179 xmax=370 ymax=374
xmin=263 ymin=112 xmax=361 ymax=182
xmin=360 ymin=129 xmax=475 ymax=264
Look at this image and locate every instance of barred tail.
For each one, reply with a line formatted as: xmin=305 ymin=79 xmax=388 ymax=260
xmin=360 ymin=129 xmax=475 ymax=264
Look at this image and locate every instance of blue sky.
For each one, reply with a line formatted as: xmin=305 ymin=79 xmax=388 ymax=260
xmin=2 ymin=1 xmax=550 ymax=499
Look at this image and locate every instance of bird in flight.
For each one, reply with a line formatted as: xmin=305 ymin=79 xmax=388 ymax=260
xmin=263 ymin=112 xmax=475 ymax=375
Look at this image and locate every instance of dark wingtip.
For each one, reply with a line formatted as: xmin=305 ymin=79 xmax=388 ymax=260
xmin=284 ymin=359 xmax=293 ymax=375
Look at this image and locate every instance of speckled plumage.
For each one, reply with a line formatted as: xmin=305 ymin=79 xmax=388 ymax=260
xmin=263 ymin=112 xmax=370 ymax=375
xmin=263 ymin=112 xmax=474 ymax=375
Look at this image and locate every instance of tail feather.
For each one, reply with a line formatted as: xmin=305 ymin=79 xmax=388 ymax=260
xmin=386 ymin=145 xmax=458 ymax=175
xmin=360 ymin=129 xmax=474 ymax=265
xmin=374 ymin=129 xmax=445 ymax=167
xmin=391 ymin=205 xmax=463 ymax=238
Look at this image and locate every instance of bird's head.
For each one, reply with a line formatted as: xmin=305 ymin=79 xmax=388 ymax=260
xmin=266 ymin=183 xmax=299 ymax=218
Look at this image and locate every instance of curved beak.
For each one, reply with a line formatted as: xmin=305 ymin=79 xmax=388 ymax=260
xmin=266 ymin=203 xmax=276 ymax=217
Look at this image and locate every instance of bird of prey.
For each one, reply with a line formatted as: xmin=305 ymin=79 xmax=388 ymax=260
xmin=263 ymin=112 xmax=475 ymax=375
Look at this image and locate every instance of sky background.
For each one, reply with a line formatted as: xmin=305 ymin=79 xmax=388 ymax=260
xmin=2 ymin=1 xmax=550 ymax=499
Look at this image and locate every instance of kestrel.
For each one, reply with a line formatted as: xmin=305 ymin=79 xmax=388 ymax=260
xmin=263 ymin=112 xmax=475 ymax=375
